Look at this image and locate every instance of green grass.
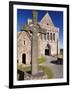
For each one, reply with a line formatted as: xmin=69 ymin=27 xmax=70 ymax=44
xmin=37 ymin=55 xmax=46 ymax=64
xmin=17 ymin=65 xmax=31 ymax=72
xmin=17 ymin=64 xmax=53 ymax=79
xmin=39 ymin=65 xmax=53 ymax=79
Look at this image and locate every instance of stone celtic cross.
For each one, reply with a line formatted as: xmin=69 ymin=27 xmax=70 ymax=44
xmin=21 ymin=10 xmax=39 ymax=75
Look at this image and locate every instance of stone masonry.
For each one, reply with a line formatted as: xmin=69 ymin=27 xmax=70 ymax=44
xmin=17 ymin=12 xmax=60 ymax=65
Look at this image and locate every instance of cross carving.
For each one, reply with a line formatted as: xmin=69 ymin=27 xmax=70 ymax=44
xmin=21 ymin=10 xmax=39 ymax=75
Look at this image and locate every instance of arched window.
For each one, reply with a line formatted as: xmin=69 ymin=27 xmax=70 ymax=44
xmin=50 ymin=33 xmax=52 ymax=40
xmin=44 ymin=34 xmax=46 ymax=40
xmin=53 ymin=33 xmax=55 ymax=40
xmin=47 ymin=32 xmax=49 ymax=40
xmin=24 ymin=40 xmax=25 ymax=45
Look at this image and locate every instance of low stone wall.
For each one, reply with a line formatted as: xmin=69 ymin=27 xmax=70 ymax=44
xmin=24 ymin=71 xmax=48 ymax=80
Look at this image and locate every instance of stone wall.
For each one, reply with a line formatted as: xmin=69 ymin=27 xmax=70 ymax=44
xmin=38 ymin=26 xmax=60 ymax=57
xmin=17 ymin=26 xmax=60 ymax=65
xmin=17 ymin=31 xmax=31 ymax=65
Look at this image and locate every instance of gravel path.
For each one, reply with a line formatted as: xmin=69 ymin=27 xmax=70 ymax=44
xmin=44 ymin=56 xmax=63 ymax=79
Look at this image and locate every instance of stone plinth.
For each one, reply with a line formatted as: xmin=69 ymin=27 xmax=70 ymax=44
xmin=24 ymin=71 xmax=48 ymax=80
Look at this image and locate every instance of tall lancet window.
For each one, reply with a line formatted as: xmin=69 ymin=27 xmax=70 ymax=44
xmin=50 ymin=33 xmax=52 ymax=40
xmin=47 ymin=32 xmax=49 ymax=40
xmin=44 ymin=34 xmax=46 ymax=40
xmin=53 ymin=33 xmax=55 ymax=41
xmin=24 ymin=40 xmax=25 ymax=45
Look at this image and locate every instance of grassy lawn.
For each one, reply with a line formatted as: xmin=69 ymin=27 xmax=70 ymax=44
xmin=17 ymin=55 xmax=53 ymax=79
xmin=38 ymin=65 xmax=53 ymax=79
xmin=37 ymin=55 xmax=53 ymax=79
xmin=17 ymin=64 xmax=53 ymax=79
xmin=37 ymin=55 xmax=46 ymax=64
xmin=17 ymin=64 xmax=31 ymax=72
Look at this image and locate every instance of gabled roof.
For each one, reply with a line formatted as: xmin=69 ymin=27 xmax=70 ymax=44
xmin=39 ymin=12 xmax=54 ymax=26
xmin=17 ymin=31 xmax=32 ymax=41
xmin=20 ymin=12 xmax=58 ymax=34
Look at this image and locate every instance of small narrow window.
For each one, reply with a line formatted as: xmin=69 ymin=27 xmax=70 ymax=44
xmin=47 ymin=32 xmax=49 ymax=40
xmin=53 ymin=33 xmax=55 ymax=40
xmin=24 ymin=40 xmax=25 ymax=45
xmin=50 ymin=33 xmax=52 ymax=40
xmin=47 ymin=23 xmax=48 ymax=25
xmin=44 ymin=34 xmax=46 ymax=40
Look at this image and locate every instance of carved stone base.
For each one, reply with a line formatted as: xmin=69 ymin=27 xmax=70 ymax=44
xmin=24 ymin=71 xmax=48 ymax=80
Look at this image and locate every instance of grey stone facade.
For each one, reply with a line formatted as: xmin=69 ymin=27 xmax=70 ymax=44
xmin=17 ymin=12 xmax=60 ymax=65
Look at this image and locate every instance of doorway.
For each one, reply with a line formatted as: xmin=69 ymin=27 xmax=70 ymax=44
xmin=45 ymin=49 xmax=50 ymax=55
xmin=22 ymin=54 xmax=26 ymax=64
xmin=45 ymin=44 xmax=50 ymax=56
